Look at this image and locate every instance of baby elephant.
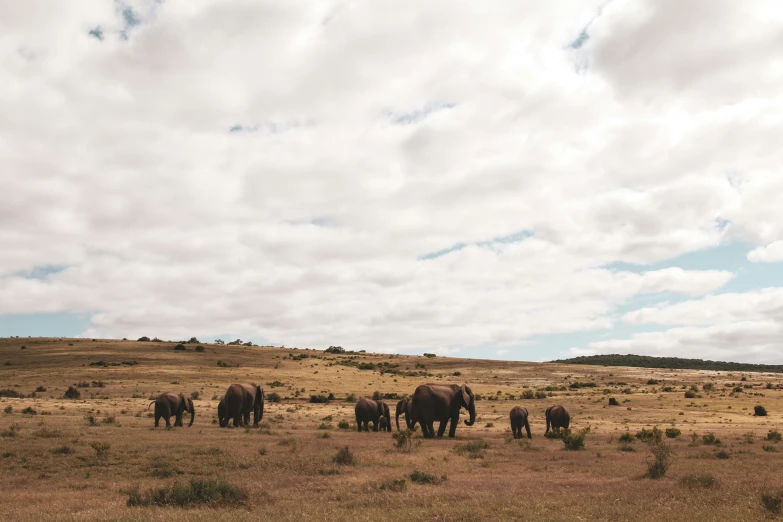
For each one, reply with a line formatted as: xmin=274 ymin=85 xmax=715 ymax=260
xmin=509 ymin=406 xmax=531 ymax=439
xmin=149 ymin=393 xmax=195 ymax=428
xmin=378 ymin=416 xmax=389 ymax=432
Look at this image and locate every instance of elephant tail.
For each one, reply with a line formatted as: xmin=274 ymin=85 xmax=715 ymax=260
xmin=147 ymin=401 xmax=155 ymax=410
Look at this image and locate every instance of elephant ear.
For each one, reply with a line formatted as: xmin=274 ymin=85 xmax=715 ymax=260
xmin=460 ymin=385 xmax=470 ymax=407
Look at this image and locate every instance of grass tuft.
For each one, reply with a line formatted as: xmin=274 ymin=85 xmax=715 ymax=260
xmin=126 ymin=479 xmax=250 ymax=508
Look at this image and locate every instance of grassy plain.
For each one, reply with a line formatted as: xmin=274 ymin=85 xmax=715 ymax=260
xmin=1 ymin=337 xmax=782 ymax=521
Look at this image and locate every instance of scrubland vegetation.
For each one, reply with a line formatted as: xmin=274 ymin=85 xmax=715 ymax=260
xmin=0 ymin=337 xmax=781 ymax=520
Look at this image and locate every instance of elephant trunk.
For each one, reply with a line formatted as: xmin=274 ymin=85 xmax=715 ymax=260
xmin=188 ymin=405 xmax=195 ymax=427
xmin=395 ymin=402 xmax=401 ymax=432
xmin=463 ymin=397 xmax=476 ymax=426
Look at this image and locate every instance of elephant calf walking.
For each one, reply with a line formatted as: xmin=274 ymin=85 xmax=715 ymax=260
xmin=545 ymin=404 xmax=570 ymax=433
xmin=509 ymin=406 xmax=531 ymax=439
xmin=148 ymin=393 xmax=195 ymax=428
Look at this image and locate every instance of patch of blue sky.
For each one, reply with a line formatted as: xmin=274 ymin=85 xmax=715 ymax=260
xmin=420 ymin=230 xmax=533 ymax=260
xmin=0 ymin=312 xmax=92 ymax=338
xmin=384 ymin=102 xmax=456 ymax=126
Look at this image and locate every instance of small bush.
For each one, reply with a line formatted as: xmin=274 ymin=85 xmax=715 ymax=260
xmin=647 ymin=379 xmax=659 ymax=385
xmin=63 ymin=386 xmax=81 ymax=399
xmin=22 ymin=407 xmax=37 ymax=415
xmin=375 ymin=478 xmax=406 ymax=492
xmin=126 ymin=479 xmax=249 ymax=508
xmin=684 ymin=390 xmax=697 ymax=399
xmin=51 ymin=445 xmax=74 ymax=455
xmin=137 ymin=336 xmax=150 ymax=342
xmin=521 ymin=390 xmax=534 ymax=400
xmin=35 ymin=386 xmax=47 ymax=392
xmin=702 ymin=433 xmax=721 ymax=445
xmin=715 ymin=450 xmax=730 ymax=460
xmin=216 ymin=360 xmax=229 ymax=368
xmin=453 ymin=371 xmax=461 ymax=376
xmin=562 ymin=427 xmax=589 ymax=450
xmin=90 ymin=442 xmax=110 ymax=456
xmin=767 ymin=430 xmax=782 ymax=442
xmin=534 ymin=391 xmax=547 ymax=399
xmin=703 ymin=383 xmax=714 ymax=391
xmin=680 ymin=473 xmax=717 ymax=488
xmin=636 ymin=427 xmax=662 ymax=444
xmin=4 ymin=405 xmax=12 ymax=414
xmin=410 ymin=470 xmax=446 ymax=485
xmin=333 ymin=446 xmax=355 ymax=465
xmin=372 ymin=391 xmax=383 ymax=400
xmin=309 ymin=395 xmax=329 ymax=404
xmin=103 ymin=416 xmax=117 ymax=425
xmin=195 ymin=346 xmax=205 ymax=352
xmin=762 ymin=489 xmax=783 ymax=515
xmin=619 ymin=432 xmax=634 ymax=443
xmin=337 ymin=420 xmax=351 ymax=430
xmin=754 ymin=405 xmax=768 ymax=416
xmin=345 ymin=393 xmax=357 ymax=403
xmin=174 ymin=344 xmax=186 ymax=351
xmin=34 ymin=428 xmax=62 ymax=438
xmin=763 ymin=445 xmax=778 ymax=452
xmin=646 ymin=441 xmax=673 ymax=479
xmin=453 ymin=440 xmax=489 ymax=459
xmin=266 ymin=392 xmax=281 ymax=403
xmin=1 ymin=424 xmax=21 ymax=438
xmin=665 ymin=428 xmax=681 ymax=439
xmin=393 ymin=429 xmax=415 ymax=452
xmin=608 ymin=397 xmax=619 ymax=406
xmin=190 ymin=391 xmax=200 ymax=400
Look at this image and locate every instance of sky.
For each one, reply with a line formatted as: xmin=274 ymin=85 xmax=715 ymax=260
xmin=2 ymin=1 xmax=783 ymax=363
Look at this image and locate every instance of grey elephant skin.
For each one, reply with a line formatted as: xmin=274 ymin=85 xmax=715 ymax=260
xmin=545 ymin=405 xmax=570 ymax=433
xmin=411 ymin=383 xmax=476 ymax=438
xmin=354 ymin=397 xmax=392 ymax=432
xmin=509 ymin=406 xmax=532 ymax=439
xmin=395 ymin=396 xmax=417 ymax=431
xmin=220 ymin=383 xmax=265 ymax=427
xmin=148 ymin=393 xmax=195 ymax=427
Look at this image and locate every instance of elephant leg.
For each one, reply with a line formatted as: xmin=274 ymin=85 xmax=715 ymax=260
xmin=164 ymin=416 xmax=171 ymax=427
xmin=232 ymin=413 xmax=241 ymax=427
xmin=154 ymin=413 xmax=160 ymax=427
xmin=436 ymin=419 xmax=448 ymax=437
xmin=427 ymin=422 xmax=436 ymax=438
xmin=525 ymin=421 xmax=532 ymax=439
xmin=243 ymin=412 xmax=250 ymax=426
xmin=448 ymin=416 xmax=459 ymax=438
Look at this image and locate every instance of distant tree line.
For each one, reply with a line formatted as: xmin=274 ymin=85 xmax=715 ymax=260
xmin=551 ymin=354 xmax=783 ymax=373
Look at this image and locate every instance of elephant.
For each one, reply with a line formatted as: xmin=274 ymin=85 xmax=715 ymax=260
xmin=411 ymin=383 xmax=476 ymax=438
xmin=148 ymin=393 xmax=195 ymax=428
xmin=509 ymin=406 xmax=531 ymax=439
xmin=395 ymin=396 xmax=417 ymax=431
xmin=378 ymin=416 xmax=389 ymax=432
xmin=221 ymin=383 xmax=264 ymax=428
xmin=354 ymin=397 xmax=392 ymax=432
xmin=545 ymin=405 xmax=570 ymax=433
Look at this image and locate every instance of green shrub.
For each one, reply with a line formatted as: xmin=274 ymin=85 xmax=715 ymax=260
xmin=763 ymin=445 xmax=777 ymax=452
xmin=409 ymin=470 xmax=446 ymax=485
xmin=137 ymin=336 xmax=150 ymax=342
xmin=174 ymin=344 xmax=186 ymax=351
xmin=0 ymin=424 xmax=21 ymax=438
xmin=375 ymin=478 xmax=406 ymax=492
xmin=90 ymin=442 xmax=110 ymax=456
xmin=453 ymin=371 xmax=461 ymax=376
xmin=665 ymin=428 xmax=681 ymax=439
xmin=64 ymin=386 xmax=81 ymax=399
xmin=562 ymin=427 xmax=589 ymax=450
xmin=372 ymin=391 xmax=383 ymax=400
xmin=392 ymin=429 xmax=415 ymax=452
xmin=126 ymin=478 xmax=249 ymax=508
xmin=702 ymin=383 xmax=714 ymax=391
xmin=345 ymin=393 xmax=357 ymax=403
xmin=684 ymin=390 xmax=697 ymax=398
xmin=635 ymin=427 xmax=662 ymax=443
xmin=647 ymin=379 xmax=659 ymax=385
xmin=646 ymin=440 xmax=673 ymax=479
xmin=619 ymin=432 xmax=634 ymax=443
xmin=569 ymin=382 xmax=597 ymax=389
xmin=702 ymin=432 xmax=720 ymax=445
xmin=754 ymin=405 xmax=768 ymax=416
xmin=608 ymin=397 xmax=619 ymax=406
xmin=35 ymin=386 xmax=47 ymax=392
xmin=266 ymin=392 xmax=281 ymax=403
xmin=51 ymin=445 xmax=74 ymax=455
xmin=337 ymin=420 xmax=351 ymax=430
xmin=21 ymin=407 xmax=37 ymax=415
xmin=195 ymin=346 xmax=204 ymax=352
xmin=767 ymin=430 xmax=782 ymax=442
xmin=453 ymin=440 xmax=489 ymax=459
xmin=309 ymin=395 xmax=329 ymax=404
xmin=216 ymin=360 xmax=229 ymax=368
xmin=680 ymin=473 xmax=717 ymax=488
xmin=521 ymin=390 xmax=534 ymax=400
xmin=762 ymin=489 xmax=783 ymax=515
xmin=3 ymin=406 xmax=12 ymax=414
xmin=534 ymin=391 xmax=547 ymax=399
xmin=715 ymin=450 xmax=730 ymax=460
xmin=333 ymin=446 xmax=354 ymax=465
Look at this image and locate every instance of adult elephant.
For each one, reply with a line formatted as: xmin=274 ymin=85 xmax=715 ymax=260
xmin=545 ymin=405 xmax=570 ymax=433
xmin=148 ymin=393 xmax=195 ymax=428
xmin=395 ymin=396 xmax=417 ymax=431
xmin=221 ymin=383 xmax=264 ymax=428
xmin=411 ymin=384 xmax=475 ymax=438
xmin=509 ymin=406 xmax=531 ymax=439
xmin=354 ymin=397 xmax=391 ymax=432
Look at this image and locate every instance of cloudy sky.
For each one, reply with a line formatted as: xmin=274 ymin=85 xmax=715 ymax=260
xmin=2 ymin=1 xmax=783 ymax=363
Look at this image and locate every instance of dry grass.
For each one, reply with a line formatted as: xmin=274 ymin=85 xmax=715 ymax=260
xmin=0 ymin=337 xmax=782 ymax=520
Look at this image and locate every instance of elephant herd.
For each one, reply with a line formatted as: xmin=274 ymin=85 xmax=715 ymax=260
xmin=149 ymin=381 xmax=571 ymax=439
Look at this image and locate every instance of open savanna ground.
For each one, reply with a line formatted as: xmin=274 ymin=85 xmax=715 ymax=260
xmin=1 ymin=337 xmax=782 ymax=521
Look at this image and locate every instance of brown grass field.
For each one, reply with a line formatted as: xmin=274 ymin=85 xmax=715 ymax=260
xmin=1 ymin=337 xmax=782 ymax=521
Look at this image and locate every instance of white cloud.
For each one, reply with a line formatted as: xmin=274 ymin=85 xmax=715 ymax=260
xmin=748 ymin=241 xmax=783 ymax=263
xmin=1 ymin=1 xmax=782 ymax=361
